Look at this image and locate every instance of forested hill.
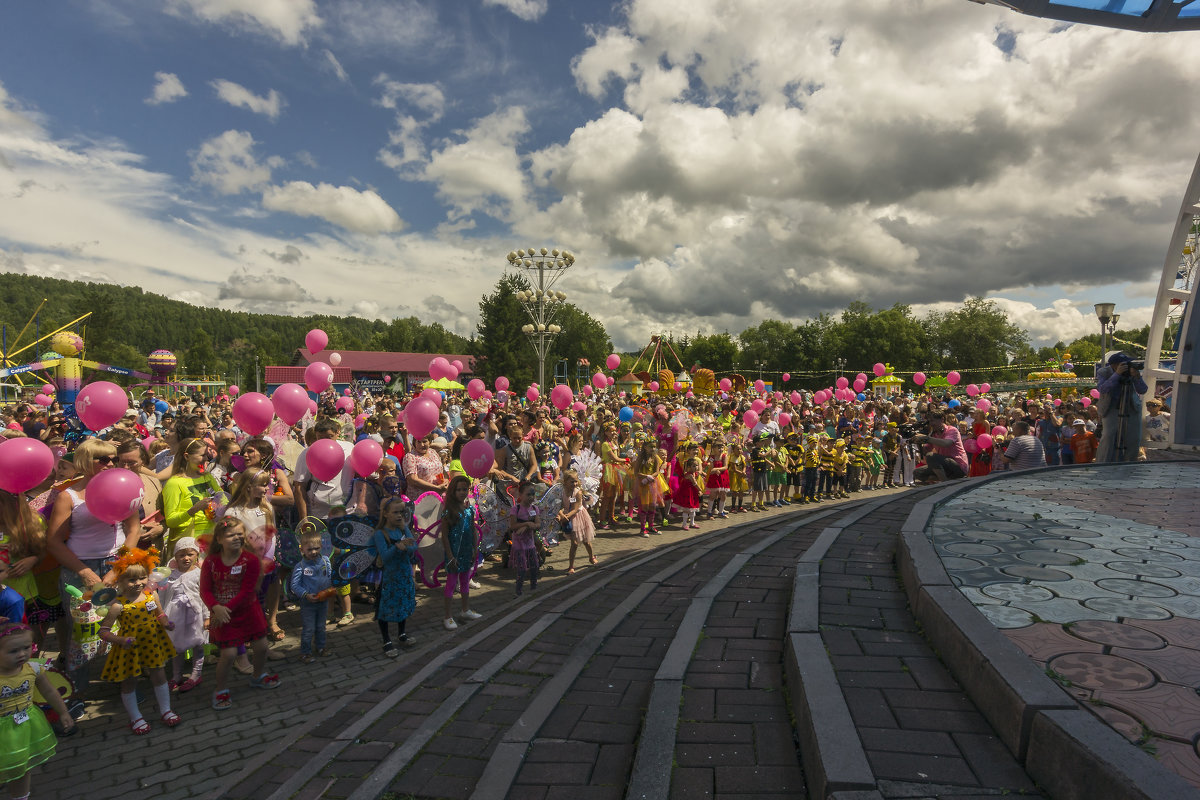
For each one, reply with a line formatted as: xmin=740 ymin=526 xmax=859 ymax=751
xmin=0 ymin=273 xmax=469 ymax=383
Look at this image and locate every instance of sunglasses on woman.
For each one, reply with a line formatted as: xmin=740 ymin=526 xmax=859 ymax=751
xmin=93 ymin=455 xmax=116 ymax=465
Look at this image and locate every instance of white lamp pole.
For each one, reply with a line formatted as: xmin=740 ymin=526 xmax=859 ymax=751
xmin=508 ymin=247 xmax=576 ymax=389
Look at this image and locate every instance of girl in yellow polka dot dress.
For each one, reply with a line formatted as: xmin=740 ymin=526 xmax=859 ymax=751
xmin=98 ymin=547 xmax=180 ymax=734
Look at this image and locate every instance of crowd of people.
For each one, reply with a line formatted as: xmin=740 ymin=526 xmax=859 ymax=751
xmin=0 ymin=348 xmax=1167 ymax=798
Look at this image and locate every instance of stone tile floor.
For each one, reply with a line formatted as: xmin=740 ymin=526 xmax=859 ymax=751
xmin=927 ymin=462 xmax=1200 ymax=788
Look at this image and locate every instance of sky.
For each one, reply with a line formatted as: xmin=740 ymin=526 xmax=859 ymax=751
xmin=0 ymin=0 xmax=1197 ymax=353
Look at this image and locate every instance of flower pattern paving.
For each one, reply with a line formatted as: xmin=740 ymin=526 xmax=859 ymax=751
xmin=926 ymin=463 xmax=1200 ymax=788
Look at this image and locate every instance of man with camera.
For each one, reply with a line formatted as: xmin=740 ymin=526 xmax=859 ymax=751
xmin=911 ymin=412 xmax=968 ymax=485
xmin=1095 ymin=352 xmax=1147 ymax=463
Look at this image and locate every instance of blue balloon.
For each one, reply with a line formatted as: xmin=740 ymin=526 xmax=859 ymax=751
xmin=154 ymin=399 xmax=169 ymax=414
xmin=948 ymin=399 xmax=961 ymax=408
xmin=619 ymin=406 xmax=634 ymax=422
xmin=856 ymin=393 xmax=866 ymax=401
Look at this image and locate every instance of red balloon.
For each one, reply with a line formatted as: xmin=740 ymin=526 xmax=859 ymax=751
xmin=84 ymin=468 xmax=145 ymax=524
xmin=306 ymin=439 xmax=346 ymax=483
xmin=0 ymin=438 xmax=55 ymax=493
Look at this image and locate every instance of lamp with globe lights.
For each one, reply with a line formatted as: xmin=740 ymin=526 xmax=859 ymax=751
xmin=507 ymin=247 xmax=576 ymax=389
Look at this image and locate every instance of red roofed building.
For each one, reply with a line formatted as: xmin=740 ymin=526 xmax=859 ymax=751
xmin=281 ymin=349 xmax=475 ymax=394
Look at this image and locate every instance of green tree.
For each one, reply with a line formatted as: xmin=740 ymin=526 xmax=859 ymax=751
xmin=471 ymin=273 xmax=535 ymax=387
xmin=549 ymin=305 xmax=612 ymax=376
xmin=924 ymin=297 xmax=1027 ymax=377
xmin=681 ymin=332 xmax=738 ymax=373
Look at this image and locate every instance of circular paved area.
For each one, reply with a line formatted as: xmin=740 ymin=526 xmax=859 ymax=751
xmin=927 ymin=462 xmax=1200 ymax=788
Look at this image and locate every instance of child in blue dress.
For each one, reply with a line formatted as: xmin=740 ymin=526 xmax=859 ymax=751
xmin=373 ymin=497 xmax=417 ymax=656
xmin=441 ymin=476 xmax=481 ymax=630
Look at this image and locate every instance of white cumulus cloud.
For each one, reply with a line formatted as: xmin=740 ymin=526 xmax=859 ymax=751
xmin=145 ymin=72 xmax=188 ymax=105
xmin=211 ymin=79 xmax=286 ymax=120
xmin=261 ymin=181 xmax=404 ymax=234
xmin=165 ymin=0 xmax=321 ymax=45
xmin=482 ymin=0 xmax=549 ymax=22
xmin=190 ymin=130 xmax=275 ymax=195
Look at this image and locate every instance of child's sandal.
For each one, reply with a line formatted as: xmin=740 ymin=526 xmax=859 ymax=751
xmin=178 ymin=676 xmax=201 ymax=693
xmin=161 ymin=710 xmax=182 ymax=728
xmin=250 ymin=672 xmax=282 ymax=690
xmin=130 ymin=717 xmax=151 ymax=735
xmin=212 ymin=690 xmax=232 ymax=710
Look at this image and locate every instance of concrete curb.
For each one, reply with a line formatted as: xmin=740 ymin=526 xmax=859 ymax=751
xmin=896 ymin=462 xmax=1200 ymax=800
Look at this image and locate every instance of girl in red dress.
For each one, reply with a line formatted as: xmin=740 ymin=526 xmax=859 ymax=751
xmin=200 ymin=518 xmax=280 ymax=710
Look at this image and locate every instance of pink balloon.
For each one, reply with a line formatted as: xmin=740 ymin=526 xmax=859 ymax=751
xmin=835 ymin=376 xmax=849 ymax=390
xmin=648 ymin=381 xmax=660 ymax=392
xmin=853 ymin=379 xmax=866 ymax=393
xmin=964 ymin=438 xmax=980 ymax=454
xmin=350 ymin=439 xmax=385 ymax=478
xmin=1054 ymin=399 xmax=1062 ymax=407
xmin=84 ymin=468 xmax=145 ymax=524
xmin=947 ymin=371 xmax=961 ymax=386
xmin=0 ymin=438 xmax=55 ymax=493
xmin=428 ymin=357 xmax=450 ymax=381
xmin=686 ymin=391 xmax=694 ymax=398
xmin=491 ymin=376 xmax=508 ymax=392
xmin=229 ymin=385 xmax=240 ymax=396
xmin=592 ymin=372 xmax=607 ymax=389
xmin=461 ymin=438 xmax=495 ymax=479
xmin=335 ymin=397 xmax=354 ymax=413
xmin=579 ymin=385 xmax=592 ymax=397
xmin=467 ymin=378 xmax=486 ymax=399
xmin=343 ymin=388 xmax=352 ymax=396
xmin=308 ymin=400 xmax=318 ymax=416
xmin=753 ymin=380 xmax=765 ymax=393
xmin=743 ymin=410 xmax=759 ymax=428
xmin=981 ymin=383 xmax=991 ymax=393
xmin=977 ymin=434 xmax=994 ymax=450
xmin=751 ymin=399 xmax=767 ymax=414
xmin=420 ymin=388 xmax=443 ymax=407
xmin=232 ymin=392 xmax=275 ymax=435
xmin=485 ymin=390 xmax=496 ymax=402
xmin=606 ymin=353 xmax=621 ymax=370
xmin=719 ymin=378 xmax=732 ymax=392
xmin=550 ymin=384 xmax=574 ymax=410
xmin=1090 ymin=389 xmax=1100 ymax=399
xmin=304 ymin=361 xmax=334 ymax=392
xmin=1081 ymin=397 xmax=1092 ymax=408
xmin=966 ymin=384 xmax=979 ymax=397
xmin=452 ymin=360 xmax=464 ymax=373
xmin=34 ymin=394 xmax=52 ymax=407
xmin=526 ymin=386 xmax=540 ymax=404
xmin=856 ymin=373 xmax=867 ymax=383
xmin=976 ymin=399 xmax=992 ymax=412
xmin=790 ymin=391 xmax=802 ymax=405
xmin=306 ymin=329 xmax=328 ymax=354
xmin=913 ymin=372 xmax=926 ymax=386
xmin=306 ymin=439 xmax=346 ymax=482
xmin=384 ymin=375 xmax=392 ymax=383
xmin=773 ymin=392 xmax=782 ymax=401
xmin=559 ymin=416 xmax=573 ymax=431
xmin=75 ymin=381 xmax=128 ymax=431
xmin=571 ymin=402 xmax=586 ymax=413
xmin=41 ymin=383 xmax=54 ymax=394
xmin=674 ymin=382 xmax=683 ymax=392
xmin=329 ymin=352 xmax=342 ymax=367
xmin=991 ymin=426 xmax=1008 ymax=437
xmin=619 ymin=391 xmax=626 ymax=398
xmin=405 ymin=398 xmax=440 ymax=439
xmin=606 ymin=376 xmax=615 ymax=387
xmin=782 ymin=373 xmax=791 ymax=382
xmin=873 ymin=363 xmax=886 ymax=377
xmin=355 ymin=413 xmax=367 ymax=429
xmin=778 ymin=412 xmax=792 ymax=428
xmin=272 ymin=383 xmax=311 ymax=426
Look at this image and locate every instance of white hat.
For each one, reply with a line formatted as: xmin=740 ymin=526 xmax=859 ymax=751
xmin=174 ymin=536 xmax=200 ymax=554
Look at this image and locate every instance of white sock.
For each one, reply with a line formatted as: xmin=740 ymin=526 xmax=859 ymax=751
xmin=154 ymin=681 xmax=172 ymax=714
xmin=121 ymin=691 xmax=141 ymax=723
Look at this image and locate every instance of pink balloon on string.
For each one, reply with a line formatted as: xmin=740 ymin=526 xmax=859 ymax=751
xmin=1080 ymin=397 xmax=1092 ymax=407
xmin=306 ymin=439 xmax=346 ymax=482
xmin=350 ymin=439 xmax=384 ymax=477
xmin=743 ymin=410 xmax=759 ymax=428
xmin=329 ymin=352 xmax=342 ymax=366
xmin=572 ymin=401 xmax=586 ymax=412
xmin=782 ymin=373 xmax=791 ymax=382
xmin=991 ymin=426 xmax=1007 ymax=437
xmin=305 ymin=329 xmax=328 ymax=354
xmin=947 ymin=371 xmax=961 ymax=386
xmin=232 ymin=393 xmax=275 ymax=436
xmin=606 ymin=353 xmax=621 ymax=370
xmin=335 ymin=397 xmax=354 ymax=413
xmin=836 ymin=376 xmax=849 ymax=390
xmin=778 ymin=412 xmax=791 ymax=428
xmin=461 ymin=439 xmax=495 ymax=478
xmin=606 ymin=376 xmax=615 ymax=387
xmin=648 ymin=381 xmax=660 ymax=392
xmin=751 ymin=399 xmax=766 ymax=414
xmin=753 ymin=380 xmax=765 ymax=393
xmin=452 ymin=360 xmax=464 ymax=373
xmin=966 ymin=384 xmax=979 ymax=397
xmin=404 ymin=398 xmax=439 ymax=439
xmin=791 ymin=391 xmax=802 ymax=404
xmin=271 ymin=384 xmax=311 ymax=426
xmin=0 ymin=438 xmax=55 ymax=493
xmin=550 ymin=384 xmax=573 ymax=410
xmin=913 ymin=372 xmax=926 ymax=386
xmin=483 ymin=390 xmax=494 ymax=401
xmin=976 ymin=399 xmax=992 ymax=412
xmin=304 ymin=362 xmax=333 ymax=392
xmin=84 ymin=468 xmax=145 ymax=524
xmin=1054 ymin=399 xmax=1062 ymax=407
xmin=774 ymin=392 xmax=783 ymax=401
xmin=719 ymin=378 xmax=732 ymax=392
xmin=592 ymin=372 xmax=607 ymax=389
xmin=526 ymin=386 xmax=539 ymax=404
xmin=229 ymin=385 xmax=240 ymax=396
xmin=675 ymin=382 xmax=683 ymax=392
xmin=964 ymin=438 xmax=980 ymax=454
xmin=34 ymin=394 xmax=52 ymax=407
xmin=75 ymin=381 xmax=128 ymax=431
xmin=853 ymin=379 xmax=866 ymax=393
xmin=977 ymin=434 xmax=994 ymax=450
xmin=981 ymin=383 xmax=991 ymax=393
xmin=343 ymin=388 xmax=352 ymax=396
xmin=420 ymin=388 xmax=443 ymax=407
xmin=581 ymin=385 xmax=593 ymax=396
xmin=686 ymin=391 xmax=694 ymax=398
xmin=384 ymin=375 xmax=392 ymax=384
xmin=873 ymin=363 xmax=886 ymax=377
xmin=1090 ymin=389 xmax=1100 ymax=399
xmin=467 ymin=379 xmax=486 ymax=399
